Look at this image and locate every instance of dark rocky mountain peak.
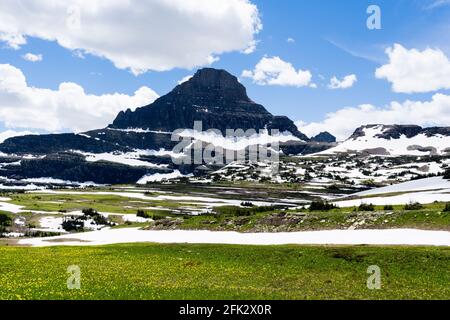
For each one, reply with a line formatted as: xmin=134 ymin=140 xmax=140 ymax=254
xmin=311 ymin=132 xmax=336 ymax=143
xmin=110 ymin=68 xmax=309 ymax=140
xmin=174 ymin=68 xmax=250 ymax=102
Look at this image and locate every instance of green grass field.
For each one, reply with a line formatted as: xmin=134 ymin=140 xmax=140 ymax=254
xmin=158 ymin=202 xmax=450 ymax=232
xmin=0 ymin=244 xmax=448 ymax=300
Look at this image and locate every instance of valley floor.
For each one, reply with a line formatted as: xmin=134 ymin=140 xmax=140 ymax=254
xmin=0 ymin=243 xmax=448 ymax=300
xmin=0 ymin=177 xmax=449 ymax=300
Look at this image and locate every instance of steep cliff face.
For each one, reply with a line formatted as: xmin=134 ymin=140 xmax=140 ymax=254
xmin=111 ymin=68 xmax=309 ymax=140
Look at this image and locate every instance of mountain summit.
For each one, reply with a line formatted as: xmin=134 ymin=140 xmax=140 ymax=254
xmin=111 ymin=68 xmax=308 ymax=140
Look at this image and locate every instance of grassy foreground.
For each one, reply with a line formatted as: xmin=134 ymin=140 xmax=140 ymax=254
xmin=0 ymin=244 xmax=449 ymax=300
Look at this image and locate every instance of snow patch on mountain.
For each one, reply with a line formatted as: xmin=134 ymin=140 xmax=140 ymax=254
xmin=177 ymin=129 xmax=302 ymax=151
xmin=73 ymin=150 xmax=170 ymax=168
xmin=137 ymin=170 xmax=190 ymax=184
xmin=319 ymin=125 xmax=450 ymax=156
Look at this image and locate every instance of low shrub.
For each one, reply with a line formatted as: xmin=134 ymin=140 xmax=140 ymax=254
xmin=326 ymin=184 xmax=340 ymax=192
xmin=358 ymin=203 xmax=375 ymax=211
xmin=309 ymin=201 xmax=337 ymax=211
xmin=241 ymin=202 xmax=254 ymax=207
xmin=215 ymin=205 xmax=278 ymax=217
xmin=0 ymin=213 xmax=12 ymax=233
xmin=62 ymin=218 xmax=84 ymax=232
xmin=444 ymin=169 xmax=450 ymax=180
xmin=82 ymin=208 xmax=99 ymax=217
xmin=137 ymin=209 xmax=150 ymax=218
xmin=404 ymin=202 xmax=423 ymax=210
xmin=383 ymin=205 xmax=394 ymax=211
xmin=0 ymin=213 xmax=12 ymax=227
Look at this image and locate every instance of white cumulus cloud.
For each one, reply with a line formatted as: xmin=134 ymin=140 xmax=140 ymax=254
xmin=328 ymin=74 xmax=357 ymax=89
xmin=296 ymin=94 xmax=450 ymax=140
xmin=241 ymin=56 xmax=313 ymax=87
xmin=0 ymin=64 xmax=159 ymax=132
xmin=375 ymin=43 xmax=450 ymax=93
xmin=22 ymin=53 xmax=43 ymax=62
xmin=0 ymin=0 xmax=262 ymax=75
xmin=242 ymin=40 xmax=260 ymax=54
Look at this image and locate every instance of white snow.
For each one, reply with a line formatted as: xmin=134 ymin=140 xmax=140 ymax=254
xmin=335 ymin=176 xmax=450 ymax=207
xmin=14 ymin=217 xmax=26 ymax=226
xmin=3 ymin=232 xmax=25 ymax=238
xmin=101 ymin=212 xmax=151 ymax=223
xmin=177 ymin=129 xmax=302 ymax=150
xmin=73 ymin=150 xmax=168 ymax=168
xmin=137 ymin=148 xmax=184 ymax=159
xmin=22 ymin=177 xmax=100 ymax=186
xmin=37 ymin=216 xmax=67 ymax=233
xmin=18 ymin=228 xmax=450 ymax=247
xmin=0 ymin=184 xmax=44 ymax=191
xmin=355 ymin=176 xmax=450 ymax=197
xmin=137 ymin=170 xmax=189 ymax=184
xmin=0 ymin=197 xmax=24 ymax=213
xmin=76 ymin=133 xmax=92 ymax=139
xmin=107 ymin=128 xmax=172 ymax=134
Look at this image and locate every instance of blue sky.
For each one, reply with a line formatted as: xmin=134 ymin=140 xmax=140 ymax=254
xmin=1 ymin=0 xmax=450 ymax=140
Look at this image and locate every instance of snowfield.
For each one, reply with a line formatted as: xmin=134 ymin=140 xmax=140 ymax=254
xmin=18 ymin=228 xmax=450 ymax=247
xmin=74 ymin=151 xmax=169 ymax=168
xmin=335 ymin=176 xmax=450 ymax=207
xmin=0 ymin=197 xmax=24 ymax=213
xmin=355 ymin=176 xmax=450 ymax=196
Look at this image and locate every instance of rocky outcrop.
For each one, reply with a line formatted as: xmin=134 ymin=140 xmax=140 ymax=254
xmin=311 ymin=132 xmax=336 ymax=143
xmin=349 ymin=124 xmax=450 ymax=140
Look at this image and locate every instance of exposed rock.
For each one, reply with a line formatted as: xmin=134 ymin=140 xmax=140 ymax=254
xmin=111 ymin=68 xmax=309 ymax=140
xmin=407 ymin=145 xmax=438 ymax=155
xmin=349 ymin=124 xmax=450 ymax=140
xmin=360 ymin=148 xmax=390 ymax=156
xmin=311 ymin=132 xmax=336 ymax=143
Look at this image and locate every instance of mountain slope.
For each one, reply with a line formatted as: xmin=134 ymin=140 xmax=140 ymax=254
xmin=320 ymin=124 xmax=450 ymax=156
xmin=111 ymin=68 xmax=309 ymax=140
xmin=0 ymin=68 xmax=327 ymax=183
